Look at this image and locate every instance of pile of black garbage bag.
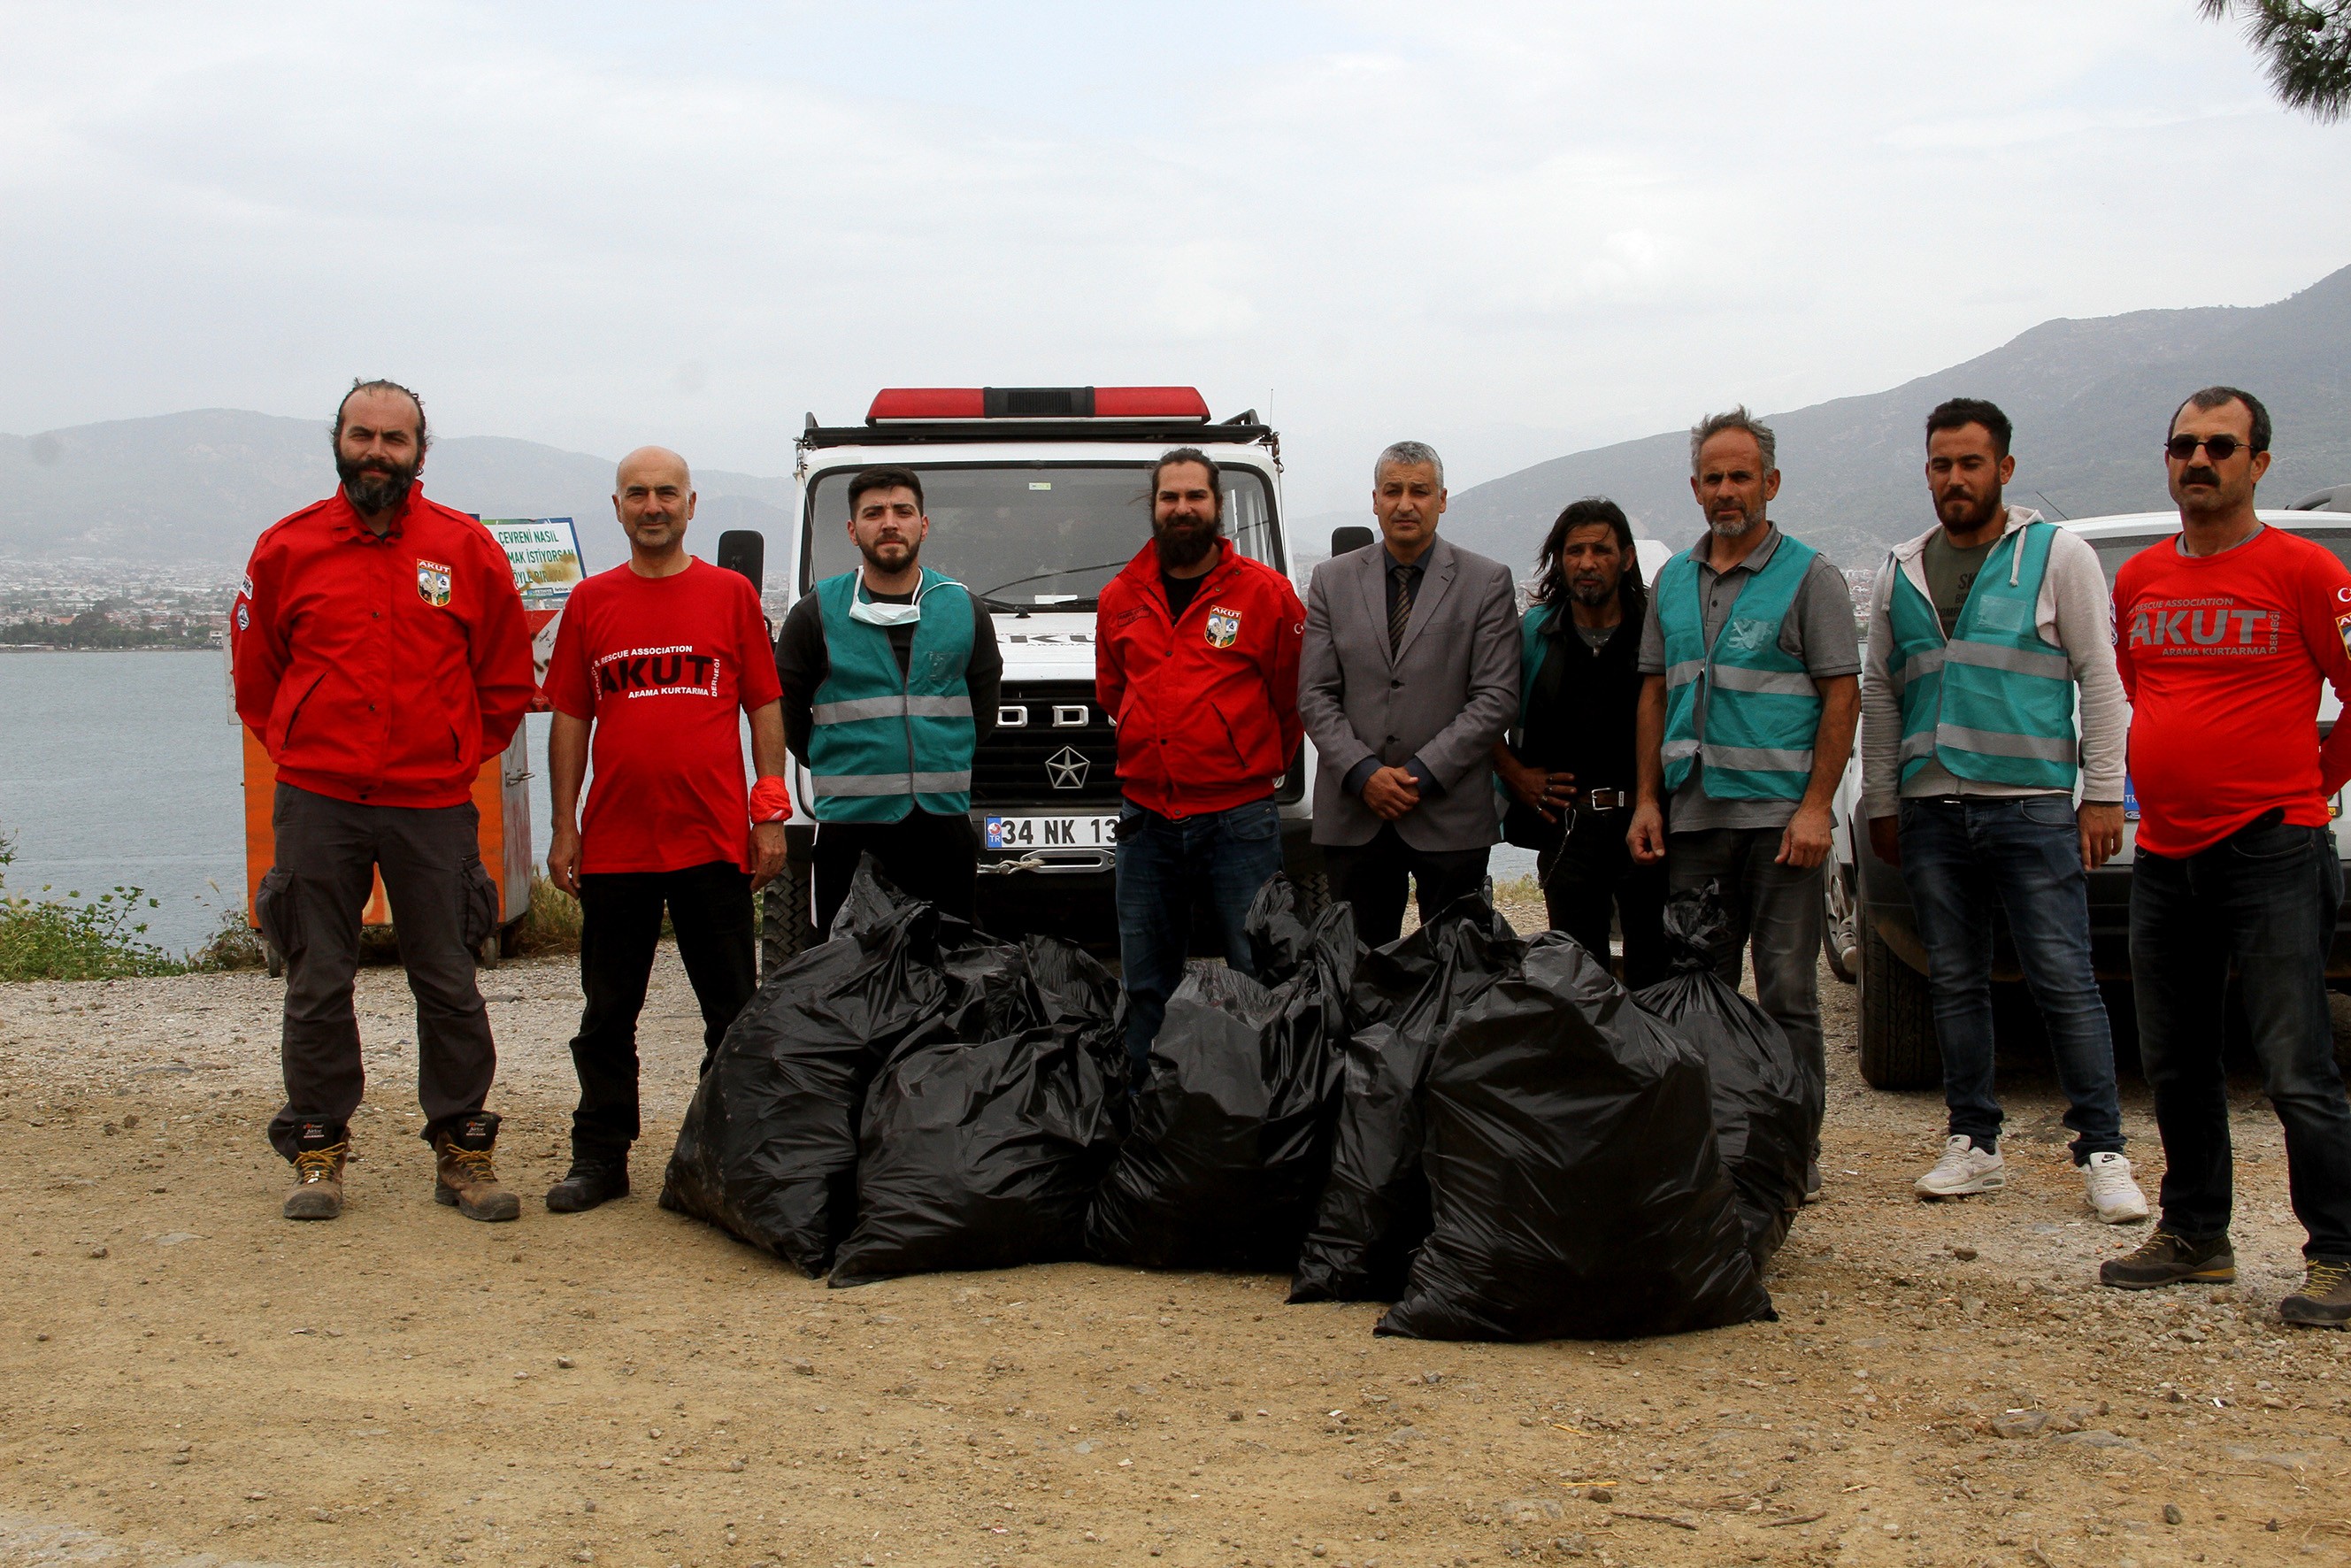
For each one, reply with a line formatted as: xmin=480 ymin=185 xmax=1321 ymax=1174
xmin=661 ymin=861 xmax=1804 ymax=1340
xmin=660 ymin=862 xmax=1129 ymax=1284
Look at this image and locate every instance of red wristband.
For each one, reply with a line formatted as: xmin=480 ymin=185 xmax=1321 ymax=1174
xmin=749 ymin=776 xmax=794 ymax=823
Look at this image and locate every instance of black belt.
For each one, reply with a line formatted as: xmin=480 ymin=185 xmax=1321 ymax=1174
xmin=1581 ymin=788 xmax=1632 ymax=811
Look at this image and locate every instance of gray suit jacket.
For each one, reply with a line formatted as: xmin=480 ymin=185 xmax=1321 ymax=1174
xmin=1300 ymin=534 xmax=1520 ymax=850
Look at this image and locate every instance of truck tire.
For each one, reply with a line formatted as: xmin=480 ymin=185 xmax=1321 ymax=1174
xmin=1292 ymin=872 xmax=1333 ymax=920
xmin=1822 ymin=863 xmax=1858 ymax=985
xmin=760 ymin=857 xmax=817 ymax=981
xmin=1857 ymin=901 xmax=1939 ymax=1090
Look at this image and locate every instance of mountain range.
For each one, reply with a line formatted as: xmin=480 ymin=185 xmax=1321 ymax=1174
xmin=5 ymin=263 xmax=2349 ymax=577
xmin=1441 ymin=263 xmax=2351 ymax=571
xmin=0 ymin=411 xmax=793 ymax=575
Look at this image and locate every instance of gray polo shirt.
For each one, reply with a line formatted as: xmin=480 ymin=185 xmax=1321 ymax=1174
xmin=1637 ymin=523 xmax=1859 ymax=833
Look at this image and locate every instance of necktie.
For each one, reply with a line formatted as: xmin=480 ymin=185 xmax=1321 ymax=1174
xmin=1389 ymin=566 xmax=1415 ymax=651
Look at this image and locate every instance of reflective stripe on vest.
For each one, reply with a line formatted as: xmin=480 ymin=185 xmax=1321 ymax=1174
xmin=1884 ymin=521 xmax=2078 ymax=790
xmin=807 ymin=569 xmax=978 ymax=822
xmin=1656 ymin=534 xmax=1824 ymax=801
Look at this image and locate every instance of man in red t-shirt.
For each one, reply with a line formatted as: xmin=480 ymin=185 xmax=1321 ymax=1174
xmin=541 ymin=446 xmax=790 ymax=1212
xmin=2100 ymin=387 xmax=2351 ymax=1327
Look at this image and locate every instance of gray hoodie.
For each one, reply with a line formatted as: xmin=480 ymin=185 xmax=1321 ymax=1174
xmin=1859 ymin=506 xmax=2126 ymax=819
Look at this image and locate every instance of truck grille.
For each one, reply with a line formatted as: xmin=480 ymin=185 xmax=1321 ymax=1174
xmin=975 ymin=680 xmax=1123 ymax=806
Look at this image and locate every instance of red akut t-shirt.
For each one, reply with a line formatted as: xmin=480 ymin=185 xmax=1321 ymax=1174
xmin=543 ymin=558 xmax=783 ymax=874
xmin=2114 ymin=525 xmax=2351 ymax=858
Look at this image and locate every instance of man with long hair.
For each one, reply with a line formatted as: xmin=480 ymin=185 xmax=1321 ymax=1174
xmin=1492 ymin=496 xmax=1665 ymax=985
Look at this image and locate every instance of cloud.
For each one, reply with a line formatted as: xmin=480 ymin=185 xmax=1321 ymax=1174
xmin=0 ymin=0 xmax=2345 ymax=512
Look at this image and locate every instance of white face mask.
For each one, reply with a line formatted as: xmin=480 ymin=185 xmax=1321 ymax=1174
xmin=849 ymin=575 xmax=924 ymax=627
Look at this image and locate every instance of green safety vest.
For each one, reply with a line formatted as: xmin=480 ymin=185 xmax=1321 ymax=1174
xmin=1883 ymin=521 xmax=2078 ymax=790
xmin=808 ymin=569 xmax=977 ymax=822
xmin=1656 ymin=534 xmax=1823 ymax=800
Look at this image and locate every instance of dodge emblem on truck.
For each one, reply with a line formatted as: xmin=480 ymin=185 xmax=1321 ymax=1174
xmin=1045 ymin=746 xmax=1090 ymax=789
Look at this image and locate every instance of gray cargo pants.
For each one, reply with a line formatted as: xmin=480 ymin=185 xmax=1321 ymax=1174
xmin=1666 ymin=826 xmax=1829 ymax=1161
xmin=256 ymin=783 xmax=502 ymax=1160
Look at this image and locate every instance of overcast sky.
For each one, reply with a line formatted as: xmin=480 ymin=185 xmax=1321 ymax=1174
xmin=4 ymin=1 xmax=2347 ymax=512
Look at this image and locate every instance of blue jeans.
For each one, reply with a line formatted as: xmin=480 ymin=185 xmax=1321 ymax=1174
xmin=2132 ymin=816 xmax=2351 ymax=1258
xmin=1114 ymin=796 xmax=1286 ymax=1075
xmin=1898 ymin=796 xmax=2124 ymax=1164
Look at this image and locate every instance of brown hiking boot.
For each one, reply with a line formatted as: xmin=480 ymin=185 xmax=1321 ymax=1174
xmin=2099 ymin=1227 xmax=2235 ymax=1289
xmin=281 ymin=1123 xmax=348 ymax=1220
xmin=432 ymin=1113 xmax=519 ymax=1223
xmin=2279 ymin=1258 xmax=2351 ymax=1328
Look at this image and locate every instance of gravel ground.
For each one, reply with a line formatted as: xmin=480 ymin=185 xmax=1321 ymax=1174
xmin=3 ymin=906 xmax=2349 ymax=1568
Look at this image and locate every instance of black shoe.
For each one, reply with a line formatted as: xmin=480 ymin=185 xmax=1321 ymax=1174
xmin=2279 ymin=1258 xmax=2351 ymax=1328
xmin=545 ymin=1156 xmax=629 ymax=1213
xmin=2099 ymin=1227 xmax=2235 ymax=1289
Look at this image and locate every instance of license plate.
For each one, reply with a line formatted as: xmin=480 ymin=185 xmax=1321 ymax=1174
xmin=985 ymin=813 xmax=1120 ymax=850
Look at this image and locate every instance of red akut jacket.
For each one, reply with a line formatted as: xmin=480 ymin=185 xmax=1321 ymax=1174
xmin=233 ymin=483 xmax=534 ymax=810
xmin=1095 ymin=540 xmax=1306 ymax=818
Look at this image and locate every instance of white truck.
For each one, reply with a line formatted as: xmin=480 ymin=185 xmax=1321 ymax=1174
xmin=751 ymin=385 xmax=1320 ymax=970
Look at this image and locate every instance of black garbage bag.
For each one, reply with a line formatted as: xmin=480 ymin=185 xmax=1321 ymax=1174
xmin=1289 ymin=897 xmax=1520 ymax=1303
xmin=1085 ymin=880 xmax=1360 ymax=1271
xmin=1634 ymin=886 xmax=1810 ymax=1267
xmin=1377 ymin=933 xmax=1772 ymax=1341
xmin=828 ymin=1021 xmax=1125 ymax=1287
xmin=1245 ymin=873 xmax=1323 ymax=983
xmin=828 ymin=936 xmax=1127 ymax=1287
xmin=659 ymin=864 xmax=969 ymax=1276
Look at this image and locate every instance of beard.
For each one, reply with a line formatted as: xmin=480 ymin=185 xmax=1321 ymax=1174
xmin=857 ymin=535 xmax=919 ymax=573
xmin=1707 ymin=498 xmax=1765 ymax=540
xmin=1153 ymin=511 xmax=1223 ymax=570
xmin=1569 ymin=574 xmax=1617 ymax=610
xmin=336 ymin=450 xmax=419 ymax=514
xmin=1936 ymin=483 xmax=2003 ymax=533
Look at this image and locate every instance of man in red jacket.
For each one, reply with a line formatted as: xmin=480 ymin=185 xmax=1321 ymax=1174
xmin=2100 ymin=386 xmax=2351 ymax=1328
xmin=1096 ymin=447 xmax=1305 ymax=1074
xmin=232 ymin=380 xmax=534 ymax=1224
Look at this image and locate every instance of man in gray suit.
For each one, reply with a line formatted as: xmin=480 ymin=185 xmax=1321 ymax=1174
xmin=1301 ymin=441 xmax=1521 ymax=946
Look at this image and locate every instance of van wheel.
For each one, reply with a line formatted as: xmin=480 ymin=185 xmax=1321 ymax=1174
xmin=1822 ymin=863 xmax=1858 ymax=985
xmin=760 ymin=856 xmax=817 ymax=981
xmin=1857 ymin=901 xmax=1938 ymax=1089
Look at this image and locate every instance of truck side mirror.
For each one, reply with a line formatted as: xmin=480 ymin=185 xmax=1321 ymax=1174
xmin=1330 ymin=526 xmax=1374 ymax=557
xmin=718 ymin=530 xmax=765 ymax=593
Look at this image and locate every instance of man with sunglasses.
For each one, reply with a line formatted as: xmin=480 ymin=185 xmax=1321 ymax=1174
xmin=2100 ymin=386 xmax=2351 ymax=1327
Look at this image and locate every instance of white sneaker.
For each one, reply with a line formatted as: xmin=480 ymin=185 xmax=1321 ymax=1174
xmin=2082 ymin=1150 xmax=2149 ymax=1225
xmin=1915 ymin=1134 xmax=2006 ymax=1198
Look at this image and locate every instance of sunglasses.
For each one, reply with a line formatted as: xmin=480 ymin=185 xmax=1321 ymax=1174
xmin=2164 ymin=434 xmax=2256 ymax=462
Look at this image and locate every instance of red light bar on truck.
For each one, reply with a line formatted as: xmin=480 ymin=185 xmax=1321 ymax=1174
xmin=866 ymin=387 xmax=1211 ymax=424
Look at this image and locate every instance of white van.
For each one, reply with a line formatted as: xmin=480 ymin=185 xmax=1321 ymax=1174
xmin=759 ymin=386 xmax=1317 ymax=968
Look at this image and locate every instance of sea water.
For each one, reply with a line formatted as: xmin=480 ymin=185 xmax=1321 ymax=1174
xmin=0 ymin=649 xmax=1537 ymax=957
xmin=0 ymin=651 xmax=554 ymax=956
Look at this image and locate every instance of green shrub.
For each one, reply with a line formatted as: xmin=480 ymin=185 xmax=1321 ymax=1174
xmin=188 ymin=902 xmax=269 ymax=972
xmin=513 ymin=871 xmax=584 ymax=957
xmin=0 ymin=832 xmax=187 ymax=982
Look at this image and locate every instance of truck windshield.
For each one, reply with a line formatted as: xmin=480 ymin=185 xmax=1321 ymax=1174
xmin=804 ymin=463 xmax=1279 ymax=606
xmin=2091 ymin=524 xmax=2351 ymax=586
